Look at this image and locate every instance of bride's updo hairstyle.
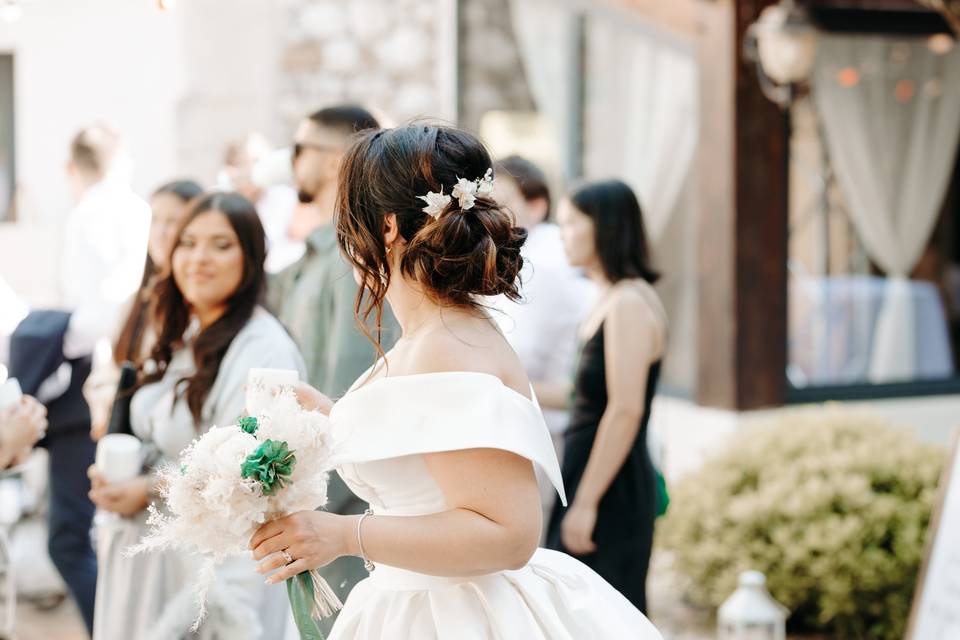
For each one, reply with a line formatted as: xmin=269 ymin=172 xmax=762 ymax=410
xmin=336 ymin=124 xmax=526 ymax=345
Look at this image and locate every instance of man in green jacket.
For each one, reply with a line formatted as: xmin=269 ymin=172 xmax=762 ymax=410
xmin=268 ymin=105 xmax=397 ymax=626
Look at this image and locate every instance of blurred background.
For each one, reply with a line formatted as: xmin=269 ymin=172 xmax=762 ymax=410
xmin=1 ymin=0 xmax=960 ymax=638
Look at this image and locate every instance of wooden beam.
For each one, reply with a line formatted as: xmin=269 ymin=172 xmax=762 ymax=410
xmin=695 ymin=0 xmax=788 ymax=410
xmin=732 ymin=0 xmax=789 ymax=409
xmin=694 ymin=0 xmax=738 ymax=409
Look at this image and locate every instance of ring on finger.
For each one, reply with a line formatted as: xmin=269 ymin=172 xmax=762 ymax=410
xmin=281 ymin=549 xmax=294 ymax=565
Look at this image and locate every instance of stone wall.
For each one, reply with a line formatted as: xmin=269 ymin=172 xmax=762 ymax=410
xmin=176 ymin=0 xmax=535 ymax=178
xmin=276 ymin=0 xmax=453 ymax=132
xmin=276 ymin=0 xmax=536 ymax=135
xmin=458 ymin=0 xmax=534 ymax=133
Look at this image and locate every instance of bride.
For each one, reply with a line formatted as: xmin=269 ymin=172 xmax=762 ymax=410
xmin=249 ymin=124 xmax=663 ymax=639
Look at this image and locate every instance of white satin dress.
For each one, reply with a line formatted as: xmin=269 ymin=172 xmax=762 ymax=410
xmin=326 ymin=371 xmax=663 ymax=639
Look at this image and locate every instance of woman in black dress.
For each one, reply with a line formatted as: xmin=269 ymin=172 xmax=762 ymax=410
xmin=543 ymin=179 xmax=667 ymax=613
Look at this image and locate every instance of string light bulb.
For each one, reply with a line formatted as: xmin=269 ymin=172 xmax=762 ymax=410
xmin=156 ymin=0 xmax=176 ymax=11
xmin=927 ymin=33 xmax=955 ymax=55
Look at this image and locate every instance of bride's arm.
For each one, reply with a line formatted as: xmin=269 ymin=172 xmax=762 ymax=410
xmin=250 ymin=448 xmax=543 ymax=582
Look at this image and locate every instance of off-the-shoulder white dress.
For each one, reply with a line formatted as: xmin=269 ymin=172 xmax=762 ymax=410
xmin=325 ymin=371 xmax=663 ymax=639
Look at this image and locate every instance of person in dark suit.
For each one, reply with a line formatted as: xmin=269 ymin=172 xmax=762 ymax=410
xmin=9 ymin=309 xmax=96 ymax=635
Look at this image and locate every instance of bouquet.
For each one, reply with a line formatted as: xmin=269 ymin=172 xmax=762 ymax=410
xmin=129 ymin=375 xmax=340 ymax=638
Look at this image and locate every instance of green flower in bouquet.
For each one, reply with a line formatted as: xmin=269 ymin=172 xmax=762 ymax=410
xmin=238 ymin=416 xmax=259 ymax=435
xmin=241 ymin=439 xmax=296 ymax=496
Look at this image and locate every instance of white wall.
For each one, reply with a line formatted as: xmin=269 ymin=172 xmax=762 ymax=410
xmin=0 ymin=0 xmax=285 ymax=306
xmin=176 ymin=0 xmax=286 ymax=183
xmin=0 ymin=0 xmax=183 ymax=306
xmin=0 ymin=0 xmax=184 ymax=224
xmin=653 ymin=393 xmax=960 ymax=482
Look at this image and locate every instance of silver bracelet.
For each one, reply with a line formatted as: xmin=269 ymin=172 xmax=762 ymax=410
xmin=357 ymin=508 xmax=375 ymax=572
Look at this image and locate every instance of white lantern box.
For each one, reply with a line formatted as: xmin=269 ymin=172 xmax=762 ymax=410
xmin=718 ymin=570 xmax=789 ymax=640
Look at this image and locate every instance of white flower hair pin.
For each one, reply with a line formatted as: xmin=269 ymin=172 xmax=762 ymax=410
xmin=417 ymin=168 xmax=494 ymax=219
xmin=417 ymin=188 xmax=452 ymax=219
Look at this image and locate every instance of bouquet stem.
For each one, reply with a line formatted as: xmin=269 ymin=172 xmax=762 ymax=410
xmin=287 ymin=570 xmax=343 ymax=639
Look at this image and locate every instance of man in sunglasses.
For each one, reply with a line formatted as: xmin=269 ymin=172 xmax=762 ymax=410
xmin=267 ymin=105 xmax=397 ymax=629
xmin=272 ymin=104 xmax=388 ymax=392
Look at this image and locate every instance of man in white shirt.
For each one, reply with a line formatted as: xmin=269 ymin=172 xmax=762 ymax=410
xmin=492 ymin=156 xmax=595 ymax=521
xmin=50 ymin=124 xmax=149 ymax=635
xmin=61 ymin=124 xmax=151 ymax=359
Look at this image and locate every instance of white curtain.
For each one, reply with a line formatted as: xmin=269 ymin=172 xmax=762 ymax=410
xmin=508 ymin=0 xmax=579 ymax=179
xmin=613 ymin=33 xmax=698 ymax=241
xmin=509 ymin=1 xmax=698 ymax=239
xmin=812 ymin=34 xmax=960 ymax=382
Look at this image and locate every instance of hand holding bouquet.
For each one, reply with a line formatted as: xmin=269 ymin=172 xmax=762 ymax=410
xmin=129 ymin=371 xmax=340 ymax=637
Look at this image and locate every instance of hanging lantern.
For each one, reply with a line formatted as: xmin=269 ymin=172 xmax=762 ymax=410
xmin=717 ymin=571 xmax=789 ymax=640
xmin=753 ymin=0 xmax=818 ymax=86
xmin=743 ymin=0 xmax=819 ymax=107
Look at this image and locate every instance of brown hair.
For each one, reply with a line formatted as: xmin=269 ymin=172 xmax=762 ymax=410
xmin=141 ymin=191 xmax=266 ymax=427
xmin=306 ymin=104 xmax=380 ymax=136
xmin=113 ymin=180 xmax=204 ymax=366
xmin=69 ymin=123 xmax=121 ymax=176
xmin=336 ymin=124 xmax=526 ymax=352
xmin=495 ymin=155 xmax=551 ymax=217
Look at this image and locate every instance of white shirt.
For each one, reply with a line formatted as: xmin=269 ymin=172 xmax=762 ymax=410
xmin=259 ymin=185 xmax=305 ymax=274
xmin=60 ymin=179 xmax=151 ymax=359
xmin=493 ymin=223 xmax=596 ymax=435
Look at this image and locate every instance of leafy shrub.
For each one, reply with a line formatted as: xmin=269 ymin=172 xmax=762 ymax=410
xmin=659 ymin=408 xmax=944 ymax=639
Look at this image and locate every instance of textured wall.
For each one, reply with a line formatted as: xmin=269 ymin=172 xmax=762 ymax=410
xmin=276 ymin=0 xmax=454 ymax=132
xmin=458 ymin=0 xmax=534 ymax=133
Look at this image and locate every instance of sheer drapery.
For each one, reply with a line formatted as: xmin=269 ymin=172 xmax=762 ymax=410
xmin=812 ymin=34 xmax=960 ymax=382
xmin=508 ymin=0 xmax=579 ymax=179
xmin=580 ymin=15 xmax=698 ymax=241
xmin=510 ymin=1 xmax=698 ymax=239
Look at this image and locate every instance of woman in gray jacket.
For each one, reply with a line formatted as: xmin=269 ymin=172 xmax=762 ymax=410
xmin=89 ymin=192 xmax=305 ymax=640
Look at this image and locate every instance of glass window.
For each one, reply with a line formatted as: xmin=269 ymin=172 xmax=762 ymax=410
xmin=787 ymin=34 xmax=960 ymax=394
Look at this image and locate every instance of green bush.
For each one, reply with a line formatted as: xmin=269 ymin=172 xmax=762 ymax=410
xmin=659 ymin=408 xmax=944 ymax=639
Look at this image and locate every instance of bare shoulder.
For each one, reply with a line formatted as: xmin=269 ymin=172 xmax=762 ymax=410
xmin=606 ymin=280 xmax=668 ymax=347
xmin=610 ymin=279 xmax=665 ymax=318
xmin=406 ymin=328 xmax=496 ymax=374
xmin=404 ymin=318 xmax=530 ymax=397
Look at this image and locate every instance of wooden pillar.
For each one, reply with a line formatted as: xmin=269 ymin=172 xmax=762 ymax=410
xmin=695 ymin=0 xmax=788 ymax=410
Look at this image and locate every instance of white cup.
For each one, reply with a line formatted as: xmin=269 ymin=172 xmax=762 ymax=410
xmin=245 ymin=368 xmax=299 ymax=416
xmin=0 ymin=378 xmax=22 ymax=411
xmin=0 ymin=478 xmax=22 ymax=525
xmin=95 ymin=433 xmax=142 ymax=484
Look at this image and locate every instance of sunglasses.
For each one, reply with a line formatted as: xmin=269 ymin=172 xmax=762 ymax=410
xmin=292 ymin=141 xmax=339 ymax=159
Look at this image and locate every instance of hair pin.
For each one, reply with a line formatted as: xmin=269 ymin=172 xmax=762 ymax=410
xmin=417 ymin=168 xmax=494 ymax=219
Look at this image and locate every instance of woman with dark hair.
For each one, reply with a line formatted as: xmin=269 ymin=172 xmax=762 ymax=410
xmin=89 ymin=192 xmax=305 ymax=640
xmin=247 ymin=126 xmax=661 ymax=639
xmin=84 ymin=179 xmax=203 ymax=441
xmin=543 ymin=178 xmax=668 ymax=613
